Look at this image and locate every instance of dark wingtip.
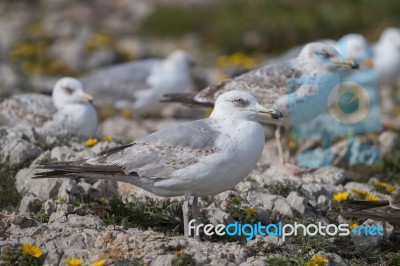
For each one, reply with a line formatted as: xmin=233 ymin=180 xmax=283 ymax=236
xmin=161 ymin=93 xmax=214 ymax=107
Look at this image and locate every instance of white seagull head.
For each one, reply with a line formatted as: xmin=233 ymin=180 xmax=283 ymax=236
xmin=211 ymin=90 xmax=282 ymax=122
xmin=299 ymin=42 xmax=359 ymax=72
xmin=165 ymin=50 xmax=195 ymax=70
xmin=52 ymin=77 xmax=93 ymax=110
xmin=337 ymin=34 xmax=373 ymax=68
xmin=378 ymin=27 xmax=400 ymax=49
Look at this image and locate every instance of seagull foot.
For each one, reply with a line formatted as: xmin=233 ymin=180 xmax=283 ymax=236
xmin=278 ymin=162 xmax=310 ymax=175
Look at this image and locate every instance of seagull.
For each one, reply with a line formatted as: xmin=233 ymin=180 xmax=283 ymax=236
xmin=164 ymin=42 xmax=358 ymax=173
xmin=267 ymin=35 xmax=372 ymax=69
xmin=342 ymin=188 xmax=400 ymax=224
xmin=33 ymin=90 xmax=283 ymax=238
xmin=373 ymin=27 xmax=400 ymax=86
xmin=0 ymin=77 xmax=97 ymax=137
xmin=336 ymin=33 xmax=373 ymax=69
xmin=80 ymin=50 xmax=195 ymax=113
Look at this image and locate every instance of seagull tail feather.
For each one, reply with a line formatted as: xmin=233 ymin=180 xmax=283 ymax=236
xmin=33 ymin=160 xmax=127 ymax=179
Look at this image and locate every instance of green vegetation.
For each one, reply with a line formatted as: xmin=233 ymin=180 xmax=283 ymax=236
xmin=141 ymin=0 xmax=400 ymax=54
xmin=91 ymin=196 xmax=185 ymax=234
xmin=171 ymin=251 xmax=195 ymax=266
xmin=114 ymin=258 xmax=146 ymax=266
xmin=264 ymin=182 xmax=297 ymax=198
xmin=0 ymin=164 xmax=24 ymax=210
xmin=0 ymin=245 xmax=43 ymax=266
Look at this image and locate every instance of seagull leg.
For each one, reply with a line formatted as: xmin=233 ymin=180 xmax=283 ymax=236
xmin=183 ymin=194 xmax=190 ymax=238
xmin=192 ymin=196 xmax=200 ymax=241
xmin=275 ymin=126 xmax=308 ymax=175
xmin=275 ymin=126 xmax=285 ymax=164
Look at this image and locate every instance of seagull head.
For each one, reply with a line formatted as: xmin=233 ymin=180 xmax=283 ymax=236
xmin=378 ymin=27 xmax=400 ymax=50
xmin=211 ymin=90 xmax=283 ymax=122
xmin=52 ymin=77 xmax=93 ymax=109
xmin=166 ymin=50 xmax=195 ymax=69
xmin=299 ymin=42 xmax=359 ymax=71
xmin=337 ymin=34 xmax=373 ymax=69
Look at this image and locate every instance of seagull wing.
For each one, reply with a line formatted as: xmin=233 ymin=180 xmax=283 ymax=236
xmin=35 ymin=119 xmax=221 ymax=180
xmin=192 ymin=60 xmax=303 ymax=107
xmin=80 ymin=59 xmax=162 ymax=107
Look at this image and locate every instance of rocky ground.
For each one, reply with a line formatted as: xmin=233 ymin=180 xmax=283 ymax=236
xmin=1 ymin=129 xmax=400 ymax=265
xmin=1 ymin=1 xmax=400 ymax=265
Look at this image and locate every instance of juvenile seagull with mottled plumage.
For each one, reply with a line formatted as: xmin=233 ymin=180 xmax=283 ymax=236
xmin=33 ymin=90 xmax=283 ymax=238
xmin=164 ymin=42 xmax=358 ymax=174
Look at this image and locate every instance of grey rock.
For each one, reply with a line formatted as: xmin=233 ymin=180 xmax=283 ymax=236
xmin=379 ymin=131 xmax=398 ymax=156
xmin=18 ymin=193 xmax=42 ymax=216
xmin=301 ymin=167 xmax=349 ymax=185
xmin=240 ymin=259 xmax=266 ymax=266
xmin=85 ymin=48 xmax=117 ymax=70
xmin=351 ymin=219 xmax=394 ymax=254
xmin=58 ymin=179 xmax=79 ymax=201
xmin=43 ymin=200 xmax=57 ymax=216
xmin=0 ymin=64 xmax=20 ymax=96
xmin=151 ymin=254 xmax=174 ymax=266
xmin=0 ymin=127 xmax=42 ymax=165
xmin=245 ymin=189 xmax=277 ymax=211
xmin=316 ymin=251 xmax=347 ymax=266
xmin=286 ymin=192 xmax=306 ymax=215
xmin=16 ymin=152 xmax=64 ymax=201
xmin=99 ymin=116 xmax=149 ymax=142
xmin=272 ymin=198 xmax=294 ymax=218
xmin=205 ymin=203 xmax=234 ymax=225
xmin=209 ymin=258 xmax=236 ymax=266
xmin=301 ymin=183 xmax=339 ymax=208
xmin=49 ymin=31 xmax=90 ymax=72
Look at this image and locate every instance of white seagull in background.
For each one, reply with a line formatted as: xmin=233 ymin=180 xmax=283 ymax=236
xmin=80 ymin=50 xmax=195 ymax=113
xmin=34 ymin=90 xmax=283 ymax=238
xmin=336 ymin=33 xmax=373 ymax=69
xmin=0 ymin=77 xmax=97 ymax=137
xmin=373 ymin=27 xmax=400 ymax=87
xmin=165 ymin=42 xmax=358 ymax=174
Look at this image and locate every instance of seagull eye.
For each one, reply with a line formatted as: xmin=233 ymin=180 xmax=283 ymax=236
xmin=317 ymin=51 xmax=330 ymax=58
xmin=234 ymin=98 xmax=245 ymax=105
xmin=63 ymin=87 xmax=74 ymax=94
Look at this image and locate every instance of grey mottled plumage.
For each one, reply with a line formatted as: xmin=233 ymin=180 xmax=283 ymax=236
xmin=342 ymin=189 xmax=400 ymax=224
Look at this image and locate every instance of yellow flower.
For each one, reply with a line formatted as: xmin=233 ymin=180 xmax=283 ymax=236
xmin=373 ymin=181 xmax=387 ymax=189
xmin=85 ymin=138 xmax=98 ymax=147
xmin=215 ymin=53 xmax=255 ymax=69
xmin=386 ymin=186 xmax=396 ymax=193
xmin=351 ymin=189 xmax=369 ymax=198
xmin=21 ymin=244 xmax=43 ymax=258
xmin=86 ymin=33 xmax=113 ymax=52
xmin=349 ymin=223 xmax=359 ymax=230
xmin=67 ymin=258 xmax=83 ymax=266
xmin=176 ymin=249 xmax=184 ymax=255
xmin=56 ymin=196 xmax=66 ymax=202
xmin=103 ymin=136 xmax=113 ymax=142
xmin=365 ymin=194 xmax=381 ymax=201
xmin=289 ymin=139 xmax=297 ymax=150
xmin=305 ymin=254 xmax=329 ymax=266
xmin=246 ymin=207 xmax=257 ymax=216
xmin=91 ymin=259 xmax=107 ymax=266
xmin=333 ymin=191 xmax=349 ymax=203
xmin=121 ymin=108 xmax=133 ymax=119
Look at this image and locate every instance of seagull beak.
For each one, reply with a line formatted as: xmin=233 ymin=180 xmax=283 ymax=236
xmin=255 ymin=105 xmax=283 ymax=122
xmin=79 ymin=92 xmax=93 ymax=103
xmin=332 ymin=58 xmax=359 ymax=70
